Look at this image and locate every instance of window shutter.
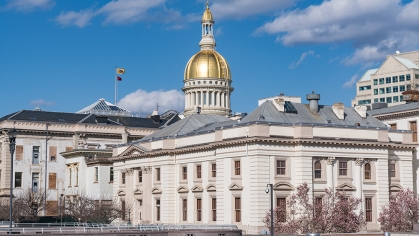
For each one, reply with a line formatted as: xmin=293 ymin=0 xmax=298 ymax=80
xmin=65 ymin=147 xmax=73 ymax=152
xmin=46 ymin=200 xmax=58 ymax=216
xmin=49 ymin=146 xmax=57 ymax=160
xmin=15 ymin=145 xmax=23 ymax=160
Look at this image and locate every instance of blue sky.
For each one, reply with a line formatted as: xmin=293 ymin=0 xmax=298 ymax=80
xmin=1 ymin=0 xmax=419 ymax=117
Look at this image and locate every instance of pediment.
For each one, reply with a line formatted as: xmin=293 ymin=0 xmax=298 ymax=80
xmin=229 ymin=182 xmax=243 ymax=191
xmin=118 ymin=144 xmax=148 ymax=157
xmin=191 ymin=185 xmax=204 ymax=192
xmin=151 ymin=187 xmax=162 ymax=194
xmin=335 ymin=182 xmax=356 ymax=191
xmin=390 ymin=184 xmax=403 ymax=192
xmin=117 ymin=190 xmax=125 ymax=196
xmin=273 ymin=182 xmax=294 ymax=191
xmin=177 ymin=186 xmax=189 ymax=193
xmin=206 ymin=184 xmax=216 ymax=192
xmin=133 ymin=189 xmax=143 ymax=195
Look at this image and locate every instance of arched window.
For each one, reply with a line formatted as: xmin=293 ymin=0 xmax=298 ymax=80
xmin=365 ymin=163 xmax=371 ymax=179
xmin=314 ymin=161 xmax=321 ymax=179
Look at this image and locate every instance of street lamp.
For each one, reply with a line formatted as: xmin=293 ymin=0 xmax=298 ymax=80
xmin=60 ymin=194 xmax=64 ymax=226
xmin=265 ymin=184 xmax=273 ymax=236
xmin=8 ymin=128 xmax=17 ymax=232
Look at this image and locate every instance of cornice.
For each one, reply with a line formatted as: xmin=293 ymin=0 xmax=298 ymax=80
xmin=373 ymin=109 xmax=419 ymax=121
xmin=112 ymin=136 xmax=416 ymax=162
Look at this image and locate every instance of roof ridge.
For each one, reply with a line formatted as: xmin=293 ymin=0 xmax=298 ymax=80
xmin=7 ymin=110 xmax=24 ymax=120
xmin=78 ymin=113 xmax=94 ymax=124
xmin=174 ymin=114 xmax=194 ymax=136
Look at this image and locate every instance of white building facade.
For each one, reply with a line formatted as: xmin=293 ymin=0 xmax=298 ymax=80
xmin=352 ymin=50 xmax=419 ymax=107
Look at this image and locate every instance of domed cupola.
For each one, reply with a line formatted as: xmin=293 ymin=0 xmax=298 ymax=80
xmin=182 ymin=2 xmax=234 ymax=117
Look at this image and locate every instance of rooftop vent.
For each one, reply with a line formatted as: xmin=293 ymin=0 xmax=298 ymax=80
xmin=273 ymin=98 xmax=285 ymax=112
xmin=354 ymin=105 xmax=367 ymax=118
xmin=306 ymin=91 xmax=320 ymax=113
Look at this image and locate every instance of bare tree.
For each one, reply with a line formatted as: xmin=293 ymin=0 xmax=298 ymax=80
xmin=13 ymin=188 xmax=48 ymax=222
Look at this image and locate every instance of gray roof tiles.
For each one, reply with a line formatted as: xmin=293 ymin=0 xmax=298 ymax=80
xmin=368 ymin=103 xmax=419 ymax=116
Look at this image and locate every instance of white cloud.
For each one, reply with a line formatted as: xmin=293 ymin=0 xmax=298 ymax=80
xmin=289 ymin=50 xmax=315 ymax=69
xmin=30 ymin=99 xmax=55 ymax=107
xmin=118 ymin=89 xmax=184 ymax=116
xmin=255 ymin=0 xmax=419 ymax=65
xmin=342 ymin=74 xmax=359 ymax=88
xmin=54 ymin=0 xmax=166 ymax=28
xmin=56 ymin=10 xmax=94 ymax=28
xmin=209 ymin=0 xmax=295 ymax=20
xmin=4 ymin=0 xmax=54 ymax=12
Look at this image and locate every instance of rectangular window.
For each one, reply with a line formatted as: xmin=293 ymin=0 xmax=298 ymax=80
xmin=138 ymin=170 xmax=143 ymax=183
xmin=196 ymin=165 xmax=201 ymax=179
xmin=389 ymin=163 xmax=396 ymax=177
xmin=393 ymin=96 xmax=399 ymax=103
xmin=358 ymin=100 xmax=371 ymax=105
xmin=182 ymin=166 xmax=187 ymax=180
xmin=386 ymin=77 xmax=391 ymax=83
xmin=390 ymin=123 xmax=397 ymax=130
xmin=392 ymin=76 xmax=398 ymax=83
xmin=156 ymin=168 xmax=161 ymax=181
xmin=411 ymin=121 xmax=417 ymax=142
xmin=32 ymin=173 xmax=39 ymax=193
xmin=156 ymin=199 xmax=161 ymax=221
xmin=15 ymin=145 xmax=23 ymax=161
xmin=379 ymin=78 xmax=384 ymax=84
xmin=339 ymin=161 xmax=347 ymax=176
xmin=374 ymin=89 xmax=378 ymax=95
xmin=386 ymin=87 xmax=391 ymax=93
xmin=182 ymin=199 xmax=187 ymax=221
xmin=121 ymin=200 xmax=126 ymax=220
xmin=400 ymin=75 xmax=405 ymax=81
xmin=373 ymin=79 xmax=378 ymax=85
xmin=393 ymin=86 xmax=398 ymax=93
xmin=211 ymin=163 xmax=216 ymax=177
xmin=234 ymin=161 xmax=241 ymax=175
xmin=15 ymin=172 xmax=22 ymax=188
xmin=400 ymin=85 xmax=405 ymax=92
xmin=379 ymin=88 xmax=385 ymax=94
xmin=277 ymin=198 xmax=286 ymax=222
xmin=49 ymin=146 xmax=57 ymax=162
xmin=94 ymin=167 xmax=98 ymax=182
xmin=277 ymin=160 xmax=286 ymax=175
xmin=46 ymin=200 xmax=58 ymax=216
xmin=380 ymin=97 xmax=385 ymax=102
xmin=121 ymin=172 xmax=126 ymax=185
xmin=197 ymin=199 xmax=202 ymax=221
xmin=374 ymin=98 xmax=378 ymax=103
xmin=235 ymin=197 xmax=241 ymax=222
xmin=48 ymin=173 xmax=56 ymax=189
xmin=365 ymin=198 xmax=372 ymax=222
xmin=400 ymin=95 xmax=404 ymax=102
xmin=407 ymin=84 xmax=412 ymax=90
xmin=65 ymin=146 xmax=73 ymax=152
xmin=406 ymin=74 xmax=411 ymax=81
xmin=386 ymin=97 xmax=392 ymax=103
xmin=212 ymin=198 xmax=217 ymax=221
xmin=32 ymin=146 xmax=40 ymax=164
xmin=110 ymin=167 xmax=114 ymax=182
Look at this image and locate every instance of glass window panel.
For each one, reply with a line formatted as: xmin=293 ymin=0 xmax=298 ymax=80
xmin=392 ymin=76 xmax=398 ymax=83
xmin=386 ymin=97 xmax=392 ymax=103
xmin=393 ymin=96 xmax=399 ymax=102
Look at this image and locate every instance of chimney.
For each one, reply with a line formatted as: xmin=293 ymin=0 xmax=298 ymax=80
xmin=306 ymin=91 xmax=320 ymax=113
xmin=354 ymin=105 xmax=367 ymax=118
xmin=332 ymin=102 xmax=345 ymax=120
xmin=273 ymin=98 xmax=285 ymax=112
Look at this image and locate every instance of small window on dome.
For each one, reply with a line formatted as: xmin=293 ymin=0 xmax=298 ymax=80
xmin=198 ymin=81 xmax=201 ymax=84
xmin=193 ymin=82 xmax=195 ymax=85
xmin=203 ymin=81 xmax=206 ymax=84
xmin=209 ymin=81 xmax=212 ymax=84
xmin=215 ymin=82 xmax=218 ymax=84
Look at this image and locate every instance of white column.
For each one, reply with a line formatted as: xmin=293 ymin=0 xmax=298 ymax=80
xmin=206 ymin=91 xmax=209 ymax=106
xmin=221 ymin=92 xmax=225 ymax=108
xmin=226 ymin=93 xmax=230 ymax=109
xmin=185 ymin=92 xmax=188 ymax=109
xmin=211 ymin=91 xmax=215 ymax=106
xmin=217 ymin=92 xmax=221 ymax=107
xmin=354 ymin=158 xmax=363 ymax=206
xmin=195 ymin=92 xmax=198 ymax=106
xmin=200 ymin=91 xmax=204 ymax=106
xmin=326 ymin=157 xmax=335 ymax=190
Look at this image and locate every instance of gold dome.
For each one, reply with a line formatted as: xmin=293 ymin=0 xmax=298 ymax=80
xmin=184 ymin=50 xmax=231 ymax=80
xmin=202 ymin=2 xmax=214 ymax=22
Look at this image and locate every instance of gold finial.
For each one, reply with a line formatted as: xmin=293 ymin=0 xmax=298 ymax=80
xmin=206 ymin=1 xmax=209 ymax=9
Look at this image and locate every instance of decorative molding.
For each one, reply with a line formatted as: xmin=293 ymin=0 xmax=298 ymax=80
xmin=191 ymin=185 xmax=204 ymax=193
xmin=273 ymin=182 xmax=294 ymax=191
xmin=206 ymin=184 xmax=216 ymax=192
xmin=335 ymin=182 xmax=356 ymax=191
xmin=390 ymin=183 xmax=403 ymax=192
xmin=151 ymin=187 xmax=162 ymax=194
xmin=133 ymin=189 xmax=143 ymax=195
xmin=326 ymin=157 xmax=335 ymax=165
xmin=141 ymin=166 xmax=152 ymax=174
xmin=355 ymin=158 xmax=364 ymax=166
xmin=177 ymin=186 xmax=189 ymax=193
xmin=117 ymin=190 xmax=125 ymax=196
xmin=228 ymin=182 xmax=243 ymax=191
xmin=122 ymin=168 xmax=134 ymax=176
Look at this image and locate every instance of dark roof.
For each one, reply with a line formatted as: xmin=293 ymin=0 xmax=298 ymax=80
xmin=0 ymin=110 xmax=176 ymax=129
xmin=368 ymin=103 xmax=419 ymax=116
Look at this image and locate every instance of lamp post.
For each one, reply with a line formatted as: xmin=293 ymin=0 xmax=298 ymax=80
xmin=265 ymin=184 xmax=274 ymax=236
xmin=60 ymin=194 xmax=64 ymax=226
xmin=8 ymin=128 xmax=17 ymax=232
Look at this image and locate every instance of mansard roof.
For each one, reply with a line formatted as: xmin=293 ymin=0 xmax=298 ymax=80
xmin=0 ymin=109 xmax=177 ymax=129
xmin=368 ymin=102 xmax=419 ymax=116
